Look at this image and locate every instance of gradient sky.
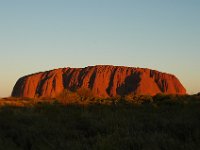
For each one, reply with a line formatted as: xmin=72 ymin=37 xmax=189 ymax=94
xmin=0 ymin=0 xmax=200 ymax=97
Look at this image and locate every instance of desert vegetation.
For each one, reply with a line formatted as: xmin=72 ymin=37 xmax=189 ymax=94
xmin=0 ymin=94 xmax=200 ymax=149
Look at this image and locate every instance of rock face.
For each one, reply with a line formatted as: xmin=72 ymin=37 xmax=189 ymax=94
xmin=12 ymin=65 xmax=186 ymax=98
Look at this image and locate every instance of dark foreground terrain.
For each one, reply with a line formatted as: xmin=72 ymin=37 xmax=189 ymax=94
xmin=0 ymin=94 xmax=200 ymax=150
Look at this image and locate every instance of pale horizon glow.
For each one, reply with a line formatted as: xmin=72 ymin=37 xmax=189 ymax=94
xmin=0 ymin=0 xmax=200 ymax=97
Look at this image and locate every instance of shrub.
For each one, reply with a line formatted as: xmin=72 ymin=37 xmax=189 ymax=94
xmin=153 ymin=94 xmax=182 ymax=103
xmin=124 ymin=93 xmax=134 ymax=101
xmin=57 ymin=89 xmax=80 ymax=104
xmin=124 ymin=93 xmax=153 ymax=104
xmin=76 ymin=88 xmax=94 ymax=101
xmin=153 ymin=93 xmax=169 ymax=102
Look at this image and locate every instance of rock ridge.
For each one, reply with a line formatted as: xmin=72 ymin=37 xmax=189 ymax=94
xmin=12 ymin=65 xmax=186 ymax=98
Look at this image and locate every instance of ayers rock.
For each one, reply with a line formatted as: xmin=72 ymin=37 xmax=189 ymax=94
xmin=12 ymin=65 xmax=186 ymax=98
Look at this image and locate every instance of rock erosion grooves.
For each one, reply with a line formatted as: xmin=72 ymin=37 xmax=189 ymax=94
xmin=12 ymin=65 xmax=186 ymax=98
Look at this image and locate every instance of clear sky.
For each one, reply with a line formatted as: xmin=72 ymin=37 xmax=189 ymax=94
xmin=0 ymin=0 xmax=200 ymax=97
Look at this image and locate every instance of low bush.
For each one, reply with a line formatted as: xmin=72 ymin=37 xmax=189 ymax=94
xmin=56 ymin=89 xmax=80 ymax=104
xmin=76 ymin=88 xmax=94 ymax=101
xmin=56 ymin=88 xmax=95 ymax=104
xmin=124 ymin=94 xmax=153 ymax=104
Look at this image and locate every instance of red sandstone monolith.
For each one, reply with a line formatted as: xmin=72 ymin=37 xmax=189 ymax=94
xmin=12 ymin=65 xmax=186 ymax=98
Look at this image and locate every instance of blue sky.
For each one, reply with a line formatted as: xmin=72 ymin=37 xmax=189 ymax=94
xmin=0 ymin=0 xmax=200 ymax=97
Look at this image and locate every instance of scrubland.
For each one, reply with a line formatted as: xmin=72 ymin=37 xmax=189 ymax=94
xmin=0 ymin=93 xmax=200 ymax=150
